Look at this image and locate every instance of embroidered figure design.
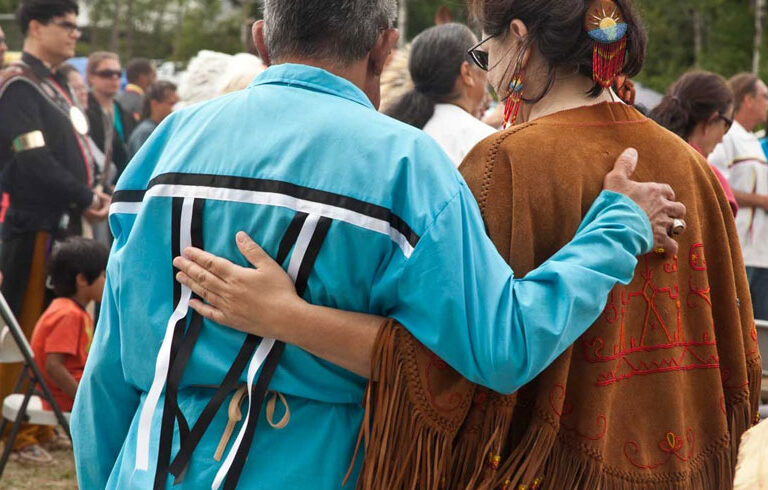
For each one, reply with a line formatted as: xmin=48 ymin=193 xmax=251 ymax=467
xmin=586 ymin=254 xmax=720 ymax=386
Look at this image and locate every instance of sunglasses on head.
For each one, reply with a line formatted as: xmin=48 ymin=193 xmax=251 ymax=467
xmin=467 ymin=34 xmax=496 ymax=72
xmin=95 ymin=69 xmax=121 ymax=79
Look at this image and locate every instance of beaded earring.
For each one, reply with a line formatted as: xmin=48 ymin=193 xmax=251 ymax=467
xmin=502 ymin=62 xmax=525 ymax=129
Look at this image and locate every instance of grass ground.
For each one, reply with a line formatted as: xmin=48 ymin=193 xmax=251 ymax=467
xmin=1 ymin=449 xmax=77 ymax=489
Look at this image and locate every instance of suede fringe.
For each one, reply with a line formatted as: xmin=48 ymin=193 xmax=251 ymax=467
xmin=486 ymin=417 xmax=740 ymax=490
xmin=355 ymin=321 xmax=454 ymax=490
xmin=354 ymin=330 xmax=761 ymax=489
xmin=446 ymin=393 xmax=515 ymax=489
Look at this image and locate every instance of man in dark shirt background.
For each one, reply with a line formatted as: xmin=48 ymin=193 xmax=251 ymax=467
xmin=117 ymin=58 xmax=156 ymax=123
xmin=0 ymin=0 xmax=110 ymax=411
xmin=127 ymin=80 xmax=178 ymax=158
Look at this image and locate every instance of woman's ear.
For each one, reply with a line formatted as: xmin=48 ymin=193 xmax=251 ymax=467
xmin=509 ymin=19 xmax=532 ymax=68
xmin=460 ymin=61 xmax=476 ymax=88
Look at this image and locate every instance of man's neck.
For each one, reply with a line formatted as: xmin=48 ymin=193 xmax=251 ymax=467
xmin=92 ymin=91 xmax=114 ymax=111
xmin=273 ymin=56 xmax=368 ymax=99
xmin=23 ymin=40 xmax=62 ymax=69
xmin=735 ymin=113 xmax=756 ymax=133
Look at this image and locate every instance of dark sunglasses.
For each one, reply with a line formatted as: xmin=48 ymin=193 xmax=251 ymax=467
xmin=94 ymin=69 xmax=122 ymax=79
xmin=717 ymin=114 xmax=733 ymax=131
xmin=467 ymin=34 xmax=496 ymax=71
xmin=50 ymin=20 xmax=80 ymax=34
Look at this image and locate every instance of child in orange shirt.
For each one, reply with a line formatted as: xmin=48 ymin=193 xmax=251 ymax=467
xmin=17 ymin=237 xmax=109 ymax=463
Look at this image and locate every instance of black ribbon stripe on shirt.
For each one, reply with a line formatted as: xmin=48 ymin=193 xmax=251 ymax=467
xmin=166 ymin=212 xmax=324 ymax=483
xmin=113 ymin=171 xmax=420 ymax=250
xmin=222 ymin=216 xmax=333 ymax=490
xmin=154 ymin=198 xmax=203 ymax=490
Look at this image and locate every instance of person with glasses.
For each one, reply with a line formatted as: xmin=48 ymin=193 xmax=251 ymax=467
xmin=85 ymin=51 xmax=136 ymax=187
xmin=651 ymin=71 xmax=738 ymax=216
xmin=710 ymin=73 xmax=768 ymax=321
xmin=385 ymin=23 xmax=495 ymax=167
xmin=171 ymin=0 xmax=759 ymax=488
xmin=0 ymin=0 xmax=110 ymax=465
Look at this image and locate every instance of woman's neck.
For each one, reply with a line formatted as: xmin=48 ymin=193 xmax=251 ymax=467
xmin=451 ymin=92 xmax=476 ymax=116
xmin=522 ymin=69 xmax=617 ymax=123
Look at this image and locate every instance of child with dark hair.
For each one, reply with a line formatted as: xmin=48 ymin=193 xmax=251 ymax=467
xmin=11 ymin=238 xmax=108 ymax=463
xmin=33 ymin=237 xmax=108 ymax=411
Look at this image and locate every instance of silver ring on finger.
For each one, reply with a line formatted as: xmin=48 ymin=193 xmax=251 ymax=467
xmin=668 ymin=218 xmax=686 ymax=237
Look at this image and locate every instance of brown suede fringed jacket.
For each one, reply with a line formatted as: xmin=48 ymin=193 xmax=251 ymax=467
xmin=357 ymin=102 xmax=761 ymax=490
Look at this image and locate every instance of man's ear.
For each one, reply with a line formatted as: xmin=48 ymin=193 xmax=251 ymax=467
xmin=75 ymin=272 xmax=88 ymax=289
xmin=28 ymin=19 xmax=42 ymax=40
xmin=252 ymin=20 xmax=271 ymax=66
xmin=368 ymin=28 xmax=400 ymax=77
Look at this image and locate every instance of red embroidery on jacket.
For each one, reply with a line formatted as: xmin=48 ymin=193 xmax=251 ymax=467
xmin=689 ymin=243 xmax=707 ymax=271
xmin=587 ymin=255 xmax=719 ymax=386
xmin=663 ymin=254 xmax=678 ymax=274
xmin=624 ymin=429 xmax=695 ymax=469
xmin=425 ymin=352 xmax=465 ymax=413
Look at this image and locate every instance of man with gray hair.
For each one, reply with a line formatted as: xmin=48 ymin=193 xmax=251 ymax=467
xmin=72 ymin=1 xmax=681 ymax=489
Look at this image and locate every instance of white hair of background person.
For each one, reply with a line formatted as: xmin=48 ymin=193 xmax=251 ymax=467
xmin=177 ymin=51 xmax=265 ymax=107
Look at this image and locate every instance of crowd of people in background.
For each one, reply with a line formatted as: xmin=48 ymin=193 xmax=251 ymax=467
xmin=0 ymin=0 xmax=765 ymax=487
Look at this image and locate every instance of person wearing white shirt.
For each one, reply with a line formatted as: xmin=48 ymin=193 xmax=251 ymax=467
xmin=710 ymin=73 xmax=768 ymax=319
xmin=384 ymin=23 xmax=496 ymax=167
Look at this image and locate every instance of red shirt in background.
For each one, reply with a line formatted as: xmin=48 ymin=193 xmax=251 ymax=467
xmin=691 ymin=142 xmax=739 ymax=217
xmin=30 ymin=298 xmax=94 ymax=411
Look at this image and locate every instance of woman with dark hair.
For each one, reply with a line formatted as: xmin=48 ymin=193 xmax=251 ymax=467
xmin=652 ymin=71 xmax=738 ymax=215
xmin=386 ymin=23 xmax=495 ymax=166
xmin=171 ymin=0 xmax=758 ymax=488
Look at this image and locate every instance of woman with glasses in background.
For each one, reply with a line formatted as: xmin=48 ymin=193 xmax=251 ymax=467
xmin=651 ymin=71 xmax=738 ymax=216
xmin=385 ymin=23 xmax=496 ymax=167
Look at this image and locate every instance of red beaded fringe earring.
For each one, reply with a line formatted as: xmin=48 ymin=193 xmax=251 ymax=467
xmin=502 ymin=63 xmax=525 ymax=129
xmin=592 ymin=37 xmax=626 ymax=88
xmin=585 ymin=0 xmax=628 ymax=89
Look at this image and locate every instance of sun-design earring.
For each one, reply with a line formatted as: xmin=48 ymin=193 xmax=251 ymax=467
xmin=503 ymin=64 xmax=525 ymax=129
xmin=585 ymin=0 xmax=628 ymax=89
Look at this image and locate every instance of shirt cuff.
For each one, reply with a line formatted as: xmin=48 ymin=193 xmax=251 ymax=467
xmin=597 ymin=190 xmax=654 ymax=255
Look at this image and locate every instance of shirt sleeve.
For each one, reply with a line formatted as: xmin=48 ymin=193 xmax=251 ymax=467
xmin=390 ymin=185 xmax=652 ymax=395
xmin=0 ymin=81 xmax=94 ymax=209
xmin=43 ymin=314 xmax=81 ymax=356
xmin=71 ymin=270 xmax=140 ymax=488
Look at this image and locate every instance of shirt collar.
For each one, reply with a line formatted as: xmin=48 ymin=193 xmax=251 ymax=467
xmin=21 ymin=51 xmax=53 ymax=80
xmin=731 ymin=120 xmax=749 ymax=136
xmin=249 ymin=63 xmax=374 ymax=110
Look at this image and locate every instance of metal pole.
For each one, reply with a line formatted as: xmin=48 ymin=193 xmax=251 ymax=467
xmin=0 ymin=293 xmax=70 ymax=435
